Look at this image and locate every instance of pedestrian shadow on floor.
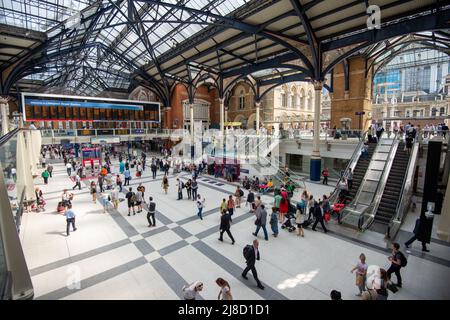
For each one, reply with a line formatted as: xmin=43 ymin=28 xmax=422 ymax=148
xmin=45 ymin=231 xmax=67 ymax=237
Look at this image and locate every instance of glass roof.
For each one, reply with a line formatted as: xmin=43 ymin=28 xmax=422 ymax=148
xmin=5 ymin=0 xmax=251 ymax=95
xmin=0 ymin=0 xmax=94 ymax=31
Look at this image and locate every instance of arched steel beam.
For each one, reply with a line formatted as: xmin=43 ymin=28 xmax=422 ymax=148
xmin=223 ymin=64 xmax=311 ymax=95
xmin=136 ymin=0 xmax=315 ymax=75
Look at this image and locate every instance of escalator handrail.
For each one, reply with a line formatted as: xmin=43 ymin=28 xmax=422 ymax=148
xmin=329 ymin=130 xmax=369 ymax=203
xmin=0 ymin=128 xmax=19 ymax=147
xmin=359 ymin=133 xmax=400 ymax=231
xmin=388 ymin=139 xmax=420 ymax=237
xmin=341 ymin=132 xmax=396 ymax=224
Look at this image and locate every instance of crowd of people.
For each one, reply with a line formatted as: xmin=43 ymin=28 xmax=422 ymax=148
xmin=29 ymin=138 xmax=420 ymax=300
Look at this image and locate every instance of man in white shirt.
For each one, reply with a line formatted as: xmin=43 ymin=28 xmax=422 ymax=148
xmin=72 ymin=174 xmax=81 ymax=190
xmin=66 ymin=162 xmax=72 ymax=177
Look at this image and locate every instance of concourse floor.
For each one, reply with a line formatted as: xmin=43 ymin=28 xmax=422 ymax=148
xmin=19 ymin=159 xmax=450 ymax=300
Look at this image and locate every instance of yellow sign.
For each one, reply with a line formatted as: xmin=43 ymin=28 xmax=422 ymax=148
xmin=224 ymin=122 xmax=241 ymax=126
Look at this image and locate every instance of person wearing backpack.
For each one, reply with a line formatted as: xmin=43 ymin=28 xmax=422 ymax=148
xmin=147 ymin=197 xmax=156 ymax=227
xmin=241 ymin=239 xmax=264 ymax=290
xmin=387 ymin=243 xmax=405 ymax=288
xmin=125 ymin=187 xmax=136 ymax=216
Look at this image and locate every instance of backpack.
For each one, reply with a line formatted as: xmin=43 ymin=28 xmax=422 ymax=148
xmin=243 ymin=245 xmax=252 ymax=260
xmin=398 ymin=251 xmax=407 ymax=267
xmin=130 ymin=192 xmax=136 ymax=203
xmin=239 ymin=189 xmax=244 ymax=197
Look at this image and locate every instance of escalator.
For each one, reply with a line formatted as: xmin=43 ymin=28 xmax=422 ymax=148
xmin=348 ymin=142 xmax=377 ymax=199
xmin=370 ymin=142 xmax=410 ymax=233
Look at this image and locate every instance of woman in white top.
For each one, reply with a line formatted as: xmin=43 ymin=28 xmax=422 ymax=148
xmin=351 ymin=253 xmax=368 ymax=296
xmin=216 ymin=278 xmax=233 ymax=300
xmin=182 ymin=281 xmax=203 ymax=300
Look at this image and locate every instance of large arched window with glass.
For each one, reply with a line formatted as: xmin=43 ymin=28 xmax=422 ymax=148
xmin=281 ymin=85 xmax=288 ymax=107
xmin=300 ymin=88 xmax=305 ymax=109
xmin=291 ymin=86 xmax=298 ymax=109
xmin=307 ymin=91 xmax=313 ymax=110
xmin=238 ymin=90 xmax=245 ymax=109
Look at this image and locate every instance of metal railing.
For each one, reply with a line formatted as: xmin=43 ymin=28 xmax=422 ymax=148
xmin=328 ymin=130 xmax=369 ymax=204
xmin=0 ymin=128 xmax=34 ymax=300
xmin=387 ymin=141 xmax=420 ymax=238
xmin=340 ymin=133 xmax=398 ymax=228
xmin=39 ymin=128 xmax=174 ymax=138
xmin=359 ymin=134 xmax=400 ymax=231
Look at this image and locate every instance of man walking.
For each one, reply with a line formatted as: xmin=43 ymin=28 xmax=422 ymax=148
xmin=191 ymin=178 xmax=198 ymax=201
xmin=147 ymin=197 xmax=156 ymax=227
xmin=218 ymin=209 xmax=235 ymax=244
xmin=253 ymin=204 xmax=269 ymax=241
xmin=47 ymin=164 xmax=53 ymax=178
xmin=126 ymin=187 xmax=136 ymax=216
xmin=72 ymin=173 xmax=81 ymax=190
xmin=151 ymin=162 xmax=157 ymax=179
xmin=312 ymin=201 xmax=328 ymax=233
xmin=66 ymin=162 xmax=72 ymax=176
xmin=322 ymin=167 xmax=329 ymax=185
xmin=405 ymin=217 xmax=430 ymax=252
xmin=242 ymin=239 xmax=264 ymax=290
xmin=124 ymin=168 xmax=131 ymax=186
xmin=41 ymin=169 xmax=50 ymax=185
xmin=177 ymin=178 xmax=183 ymax=200
xmin=387 ymin=243 xmax=405 ymax=288
xmin=64 ymin=204 xmax=77 ymax=236
xmin=196 ymin=194 xmax=205 ymax=220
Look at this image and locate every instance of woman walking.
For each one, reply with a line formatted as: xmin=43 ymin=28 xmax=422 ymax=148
xmin=295 ymin=206 xmax=305 ymax=237
xmin=196 ymin=194 xmax=205 ymax=220
xmin=216 ymin=278 xmax=233 ymax=300
xmin=351 ymin=253 xmax=368 ymax=296
xmin=278 ymin=188 xmax=289 ymax=221
xmin=162 ymin=175 xmax=169 ymax=194
xmin=227 ymin=195 xmax=235 ymax=217
xmin=90 ymin=181 xmax=97 ymax=203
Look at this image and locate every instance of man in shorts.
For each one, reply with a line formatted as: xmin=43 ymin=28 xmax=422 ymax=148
xmin=126 ymin=187 xmax=136 ymax=216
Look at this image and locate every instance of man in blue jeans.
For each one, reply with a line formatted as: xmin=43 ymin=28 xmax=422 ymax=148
xmin=252 ymin=204 xmax=269 ymax=241
xmin=196 ymin=194 xmax=205 ymax=220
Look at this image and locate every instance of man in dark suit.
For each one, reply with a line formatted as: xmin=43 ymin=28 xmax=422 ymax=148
xmin=218 ymin=209 xmax=235 ymax=244
xmin=405 ymin=217 xmax=429 ymax=252
xmin=242 ymin=239 xmax=264 ymax=290
xmin=312 ymin=201 xmax=328 ymax=233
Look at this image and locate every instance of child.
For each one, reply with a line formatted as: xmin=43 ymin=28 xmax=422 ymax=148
xmin=270 ymin=207 xmax=279 ymax=237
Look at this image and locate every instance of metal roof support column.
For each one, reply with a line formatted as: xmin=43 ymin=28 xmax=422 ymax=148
xmin=310 ymin=80 xmax=323 ymax=181
xmin=0 ymin=96 xmax=10 ymax=136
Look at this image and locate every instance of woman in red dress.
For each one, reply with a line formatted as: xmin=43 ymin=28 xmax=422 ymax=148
xmin=278 ymin=187 xmax=289 ymax=220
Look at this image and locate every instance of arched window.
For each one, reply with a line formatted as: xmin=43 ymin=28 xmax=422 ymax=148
xmin=281 ymin=85 xmax=288 ymax=107
xmin=307 ymin=91 xmax=313 ymax=110
xmin=291 ymin=86 xmax=298 ymax=108
xmin=238 ymin=90 xmax=245 ymax=109
xmin=300 ymin=88 xmax=305 ymax=109
xmin=440 ymin=107 xmax=446 ymax=116
xmin=431 ymin=108 xmax=437 ymax=116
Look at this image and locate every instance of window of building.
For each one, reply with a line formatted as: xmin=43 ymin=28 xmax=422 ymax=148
xmin=406 ymin=110 xmax=411 ymax=117
xmin=307 ymin=91 xmax=313 ymax=110
xmin=431 ymin=108 xmax=437 ymax=116
xmin=281 ymin=92 xmax=287 ymax=107
xmin=238 ymin=90 xmax=245 ymax=109
xmin=440 ymin=107 xmax=446 ymax=116
xmin=300 ymin=89 xmax=305 ymax=109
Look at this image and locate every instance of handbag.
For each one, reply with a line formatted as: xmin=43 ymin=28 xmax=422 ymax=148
xmin=255 ymin=218 xmax=261 ymax=225
xmin=355 ymin=274 xmax=365 ymax=286
xmin=324 ymin=212 xmax=331 ymax=222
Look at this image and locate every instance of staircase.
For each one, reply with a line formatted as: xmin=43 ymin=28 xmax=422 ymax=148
xmin=348 ymin=142 xmax=377 ymax=199
xmin=371 ymin=142 xmax=410 ymax=233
